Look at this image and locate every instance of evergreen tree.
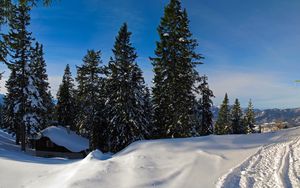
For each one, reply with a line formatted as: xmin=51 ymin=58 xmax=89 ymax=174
xmin=151 ymin=0 xmax=203 ymax=138
xmin=0 ymin=0 xmax=12 ymax=28
xmin=2 ymin=69 xmax=21 ymax=144
xmin=231 ymin=98 xmax=245 ymax=134
xmin=214 ymin=93 xmax=231 ymax=135
xmin=0 ymin=73 xmax=2 ymax=128
xmin=143 ymin=86 xmax=154 ymax=138
xmin=23 ymin=62 xmax=45 ymax=138
xmin=1 ymin=0 xmax=54 ymax=43
xmin=3 ymin=4 xmax=43 ymax=150
xmin=1 ymin=0 xmax=51 ymax=29
xmin=56 ymin=64 xmax=76 ymax=130
xmin=0 ymin=103 xmax=3 ymax=129
xmin=105 ymin=23 xmax=149 ymax=152
xmin=244 ymin=100 xmax=256 ymax=133
xmin=0 ymin=74 xmax=2 ymax=129
xmin=0 ymin=33 xmax=8 ymax=64
xmin=197 ymin=75 xmax=214 ymax=136
xmin=76 ymin=50 xmax=106 ymax=150
xmin=30 ymin=42 xmax=53 ymax=129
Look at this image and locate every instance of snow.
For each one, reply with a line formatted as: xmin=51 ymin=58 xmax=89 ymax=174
xmin=24 ymin=76 xmax=43 ymax=108
xmin=179 ymin=37 xmax=185 ymax=42
xmin=217 ymin=137 xmax=300 ymax=188
xmin=83 ymin=150 xmax=112 ymax=161
xmin=0 ymin=127 xmax=300 ymax=187
xmin=13 ymin=102 xmax=20 ymax=113
xmin=23 ymin=113 xmax=39 ymax=132
xmin=40 ymin=126 xmax=89 ymax=152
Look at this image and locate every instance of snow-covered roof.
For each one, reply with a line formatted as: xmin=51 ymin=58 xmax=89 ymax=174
xmin=39 ymin=126 xmax=89 ymax=152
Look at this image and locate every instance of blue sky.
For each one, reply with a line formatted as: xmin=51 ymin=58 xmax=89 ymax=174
xmin=1 ymin=0 xmax=300 ymax=109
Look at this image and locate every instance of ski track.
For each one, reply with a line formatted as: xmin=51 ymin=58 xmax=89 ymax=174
xmin=217 ymin=136 xmax=300 ymax=188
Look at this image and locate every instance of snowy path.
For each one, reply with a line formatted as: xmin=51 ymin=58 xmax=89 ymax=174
xmin=217 ymin=135 xmax=300 ymax=188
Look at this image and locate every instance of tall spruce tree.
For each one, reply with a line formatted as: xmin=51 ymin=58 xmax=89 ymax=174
xmin=231 ymin=98 xmax=245 ymax=134
xmin=244 ymin=100 xmax=256 ymax=133
xmin=0 ymin=103 xmax=3 ymax=129
xmin=2 ymin=4 xmax=24 ymax=145
xmin=76 ymin=50 xmax=106 ymax=150
xmin=105 ymin=23 xmax=149 ymax=152
xmin=30 ymin=42 xmax=53 ymax=129
xmin=143 ymin=86 xmax=154 ymax=138
xmin=3 ymin=4 xmax=43 ymax=150
xmin=1 ymin=0 xmax=51 ymax=27
xmin=197 ymin=75 xmax=214 ymax=136
xmin=0 ymin=33 xmax=8 ymax=64
xmin=3 ymin=69 xmax=21 ymax=144
xmin=0 ymin=0 xmax=12 ymax=28
xmin=0 ymin=73 xmax=2 ymax=129
xmin=151 ymin=0 xmax=203 ymax=138
xmin=214 ymin=93 xmax=231 ymax=135
xmin=23 ymin=62 xmax=45 ymax=138
xmin=56 ymin=64 xmax=76 ymax=130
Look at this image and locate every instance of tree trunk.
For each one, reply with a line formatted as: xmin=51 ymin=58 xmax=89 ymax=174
xmin=21 ymin=124 xmax=26 ymax=151
xmin=15 ymin=126 xmax=20 ymax=145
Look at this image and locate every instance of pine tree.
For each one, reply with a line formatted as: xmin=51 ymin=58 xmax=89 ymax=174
xmin=23 ymin=62 xmax=45 ymax=138
xmin=56 ymin=64 xmax=76 ymax=130
xmin=76 ymin=50 xmax=106 ymax=150
xmin=0 ymin=72 xmax=2 ymax=128
xmin=105 ymin=23 xmax=149 ymax=152
xmin=0 ymin=103 xmax=3 ymax=129
xmin=30 ymin=42 xmax=53 ymax=129
xmin=3 ymin=4 xmax=43 ymax=150
xmin=231 ymin=98 xmax=245 ymax=134
xmin=0 ymin=33 xmax=8 ymax=64
xmin=2 ymin=3 xmax=25 ymax=145
xmin=0 ymin=73 xmax=3 ymax=129
xmin=3 ymin=69 xmax=21 ymax=144
xmin=197 ymin=75 xmax=214 ymax=136
xmin=151 ymin=0 xmax=203 ymax=138
xmin=1 ymin=0 xmax=51 ymax=28
xmin=0 ymin=0 xmax=12 ymax=28
xmin=244 ymin=100 xmax=256 ymax=133
xmin=214 ymin=93 xmax=231 ymax=135
xmin=144 ymin=87 xmax=154 ymax=138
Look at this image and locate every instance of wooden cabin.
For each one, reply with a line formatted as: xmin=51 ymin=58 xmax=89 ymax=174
xmin=33 ymin=126 xmax=89 ymax=159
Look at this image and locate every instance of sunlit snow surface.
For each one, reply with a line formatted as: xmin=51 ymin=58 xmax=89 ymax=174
xmin=0 ymin=127 xmax=300 ymax=188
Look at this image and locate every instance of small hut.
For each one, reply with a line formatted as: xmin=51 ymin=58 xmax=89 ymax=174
xmin=34 ymin=126 xmax=89 ymax=159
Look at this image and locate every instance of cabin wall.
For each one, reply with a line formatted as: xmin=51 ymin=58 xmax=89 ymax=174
xmin=34 ymin=136 xmax=87 ymax=159
xmin=35 ymin=137 xmax=71 ymax=153
xmin=35 ymin=150 xmax=85 ymax=159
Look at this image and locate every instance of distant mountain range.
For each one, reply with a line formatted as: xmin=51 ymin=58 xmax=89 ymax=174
xmin=255 ymin=108 xmax=300 ymax=126
xmin=212 ymin=106 xmax=300 ymax=127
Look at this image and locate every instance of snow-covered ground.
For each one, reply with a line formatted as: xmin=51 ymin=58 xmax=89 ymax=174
xmin=0 ymin=127 xmax=300 ymax=188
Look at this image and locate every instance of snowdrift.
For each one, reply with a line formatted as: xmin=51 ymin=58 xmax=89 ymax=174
xmin=0 ymin=127 xmax=300 ymax=188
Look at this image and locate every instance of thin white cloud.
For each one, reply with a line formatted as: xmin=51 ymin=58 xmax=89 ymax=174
xmin=208 ymin=71 xmax=300 ymax=109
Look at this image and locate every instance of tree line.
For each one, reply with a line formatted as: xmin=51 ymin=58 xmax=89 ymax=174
xmin=214 ymin=93 xmax=257 ymax=135
xmin=0 ymin=0 xmax=257 ymax=153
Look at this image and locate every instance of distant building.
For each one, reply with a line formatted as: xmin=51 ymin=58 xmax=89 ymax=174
xmin=33 ymin=126 xmax=89 ymax=159
xmin=259 ymin=121 xmax=288 ymax=133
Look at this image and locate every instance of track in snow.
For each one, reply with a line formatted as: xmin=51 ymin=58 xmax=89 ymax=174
xmin=217 ymin=136 xmax=300 ymax=188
